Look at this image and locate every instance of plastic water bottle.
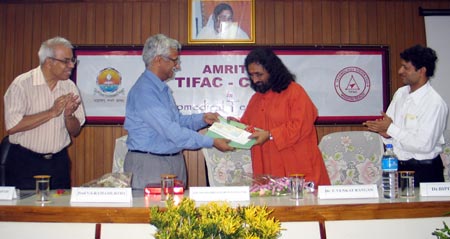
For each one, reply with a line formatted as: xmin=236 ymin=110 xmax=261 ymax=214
xmin=381 ymin=144 xmax=399 ymax=199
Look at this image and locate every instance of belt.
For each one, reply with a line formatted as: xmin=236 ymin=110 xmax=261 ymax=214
xmin=128 ymin=149 xmax=180 ymax=157
xmin=13 ymin=144 xmax=65 ymax=160
xmin=42 ymin=154 xmax=54 ymax=160
xmin=399 ymin=157 xmax=439 ymax=166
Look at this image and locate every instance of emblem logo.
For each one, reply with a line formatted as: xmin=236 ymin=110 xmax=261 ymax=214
xmin=334 ymin=67 xmax=370 ymax=102
xmin=96 ymin=67 xmax=122 ymax=96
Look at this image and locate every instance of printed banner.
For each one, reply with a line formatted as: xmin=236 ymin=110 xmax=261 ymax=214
xmin=74 ymin=46 xmax=389 ymax=124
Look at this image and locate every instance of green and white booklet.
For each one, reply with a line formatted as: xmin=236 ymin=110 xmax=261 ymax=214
xmin=205 ymin=116 xmax=256 ymax=149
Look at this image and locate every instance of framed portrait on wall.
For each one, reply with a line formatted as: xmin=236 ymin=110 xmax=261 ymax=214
xmin=188 ymin=0 xmax=255 ymax=44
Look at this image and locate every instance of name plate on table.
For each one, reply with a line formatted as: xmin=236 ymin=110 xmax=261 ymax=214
xmin=0 ymin=187 xmax=18 ymax=200
xmin=189 ymin=186 xmax=250 ymax=201
xmin=70 ymin=187 xmax=132 ymax=203
xmin=318 ymin=184 xmax=379 ymax=199
xmin=420 ymin=182 xmax=450 ymax=196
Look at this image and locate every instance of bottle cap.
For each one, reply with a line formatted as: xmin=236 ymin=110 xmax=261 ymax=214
xmin=386 ymin=144 xmax=393 ymax=149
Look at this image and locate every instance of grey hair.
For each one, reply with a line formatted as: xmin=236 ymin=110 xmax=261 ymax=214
xmin=142 ymin=34 xmax=181 ymax=67
xmin=38 ymin=36 xmax=73 ymax=65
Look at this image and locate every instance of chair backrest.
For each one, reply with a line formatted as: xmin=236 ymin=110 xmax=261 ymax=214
xmin=440 ymin=129 xmax=450 ymax=182
xmin=202 ymin=147 xmax=253 ymax=187
xmin=319 ymin=131 xmax=384 ymax=185
xmin=0 ymin=136 xmax=11 ymax=186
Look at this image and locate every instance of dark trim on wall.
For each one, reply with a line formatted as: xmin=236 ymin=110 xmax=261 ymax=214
xmin=419 ymin=7 xmax=450 ymax=16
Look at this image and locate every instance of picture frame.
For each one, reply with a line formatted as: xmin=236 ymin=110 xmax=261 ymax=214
xmin=188 ymin=0 xmax=255 ymax=44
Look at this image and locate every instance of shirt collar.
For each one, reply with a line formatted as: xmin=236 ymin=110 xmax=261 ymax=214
xmin=408 ymin=81 xmax=431 ymax=104
xmin=144 ymin=69 xmax=168 ymax=92
xmin=32 ymin=66 xmax=64 ymax=91
xmin=32 ymin=66 xmax=47 ymax=86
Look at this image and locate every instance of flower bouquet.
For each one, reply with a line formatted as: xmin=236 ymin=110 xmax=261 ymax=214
xmin=150 ymin=197 xmax=282 ymax=239
xmin=249 ymin=175 xmax=291 ymax=197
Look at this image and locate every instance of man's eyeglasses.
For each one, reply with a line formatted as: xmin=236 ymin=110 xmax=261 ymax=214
xmin=162 ymin=56 xmax=181 ymax=65
xmin=49 ymin=57 xmax=78 ymax=65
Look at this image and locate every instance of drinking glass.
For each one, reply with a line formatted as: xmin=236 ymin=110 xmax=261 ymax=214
xmin=34 ymin=175 xmax=51 ymax=203
xmin=289 ymin=173 xmax=305 ymax=200
xmin=399 ymin=171 xmax=415 ymax=198
xmin=160 ymin=174 xmax=176 ymax=201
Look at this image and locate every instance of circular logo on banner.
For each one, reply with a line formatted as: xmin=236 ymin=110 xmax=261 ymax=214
xmin=334 ymin=67 xmax=370 ymax=102
xmin=97 ymin=67 xmax=122 ymax=95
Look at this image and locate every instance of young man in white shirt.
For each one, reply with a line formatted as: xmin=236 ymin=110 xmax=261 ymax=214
xmin=364 ymin=44 xmax=448 ymax=186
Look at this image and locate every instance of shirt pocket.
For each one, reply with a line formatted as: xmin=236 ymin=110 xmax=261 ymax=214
xmin=404 ymin=113 xmax=418 ymax=129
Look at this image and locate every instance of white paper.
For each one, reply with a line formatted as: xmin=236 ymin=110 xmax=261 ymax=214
xmin=70 ymin=187 xmax=132 ymax=203
xmin=420 ymin=182 xmax=450 ymax=196
xmin=318 ymin=185 xmax=379 ymax=199
xmin=189 ymin=186 xmax=250 ymax=202
xmin=208 ymin=122 xmax=251 ymax=145
xmin=0 ymin=187 xmax=17 ymax=200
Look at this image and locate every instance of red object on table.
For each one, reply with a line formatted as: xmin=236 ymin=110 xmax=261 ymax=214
xmin=144 ymin=180 xmax=184 ymax=195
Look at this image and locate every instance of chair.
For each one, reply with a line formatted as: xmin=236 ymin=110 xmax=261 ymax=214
xmin=319 ymin=131 xmax=384 ymax=185
xmin=440 ymin=129 xmax=450 ymax=182
xmin=0 ymin=136 xmax=11 ymax=186
xmin=202 ymin=147 xmax=253 ymax=187
xmin=112 ymin=135 xmax=128 ymax=173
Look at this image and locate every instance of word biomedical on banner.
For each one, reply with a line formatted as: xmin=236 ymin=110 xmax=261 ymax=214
xmin=74 ymin=45 xmax=389 ymax=124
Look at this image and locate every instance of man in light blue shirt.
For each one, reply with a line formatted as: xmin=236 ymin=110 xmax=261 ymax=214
xmin=124 ymin=34 xmax=233 ymax=189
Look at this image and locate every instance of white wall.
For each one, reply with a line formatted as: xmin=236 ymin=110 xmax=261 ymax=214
xmin=425 ymin=16 xmax=450 ymax=129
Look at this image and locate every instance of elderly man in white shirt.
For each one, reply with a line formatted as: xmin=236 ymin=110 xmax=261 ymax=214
xmin=4 ymin=36 xmax=85 ymax=190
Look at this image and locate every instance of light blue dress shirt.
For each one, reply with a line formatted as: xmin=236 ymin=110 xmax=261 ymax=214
xmin=124 ymin=70 xmax=214 ymax=154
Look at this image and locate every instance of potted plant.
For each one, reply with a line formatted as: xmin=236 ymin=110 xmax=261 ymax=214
xmin=433 ymin=221 xmax=450 ymax=239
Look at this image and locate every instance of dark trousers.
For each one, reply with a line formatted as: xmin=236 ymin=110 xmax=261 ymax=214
xmin=398 ymin=155 xmax=444 ymax=187
xmin=5 ymin=144 xmax=71 ymax=190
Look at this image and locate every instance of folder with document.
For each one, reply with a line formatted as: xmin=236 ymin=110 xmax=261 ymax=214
xmin=205 ymin=117 xmax=256 ymax=149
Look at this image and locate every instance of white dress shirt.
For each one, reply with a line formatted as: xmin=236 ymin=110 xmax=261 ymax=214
xmin=4 ymin=66 xmax=86 ymax=153
xmin=383 ymin=81 xmax=448 ymax=160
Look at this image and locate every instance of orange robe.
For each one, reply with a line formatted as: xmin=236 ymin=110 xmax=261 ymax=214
xmin=240 ymin=82 xmax=331 ymax=186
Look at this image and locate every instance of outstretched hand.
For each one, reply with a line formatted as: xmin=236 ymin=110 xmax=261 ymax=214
xmin=213 ymin=138 xmax=234 ymax=152
xmin=203 ymin=112 xmax=220 ymax=125
xmin=226 ymin=116 xmax=240 ymax=123
xmin=249 ymin=130 xmax=271 ymax=145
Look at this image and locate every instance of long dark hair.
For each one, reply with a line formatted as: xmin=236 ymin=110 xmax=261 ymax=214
xmin=244 ymin=48 xmax=295 ymax=93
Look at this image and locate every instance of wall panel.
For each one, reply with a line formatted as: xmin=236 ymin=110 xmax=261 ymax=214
xmin=131 ymin=2 xmax=142 ymax=43
xmin=1 ymin=0 xmax=449 ymax=187
xmin=302 ymin=0 xmax=314 ymax=44
xmin=263 ymin=1 xmax=276 ymax=44
xmin=321 ymin=1 xmax=332 ymax=44
xmin=274 ymin=1 xmax=285 ymax=44
xmin=375 ymin=1 xmax=387 ymax=44
xmin=292 ymin=1 xmax=303 ymax=43
xmin=283 ymin=1 xmax=294 ymax=44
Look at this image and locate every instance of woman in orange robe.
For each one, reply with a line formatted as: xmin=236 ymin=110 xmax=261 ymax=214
xmin=240 ymin=48 xmax=330 ymax=187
